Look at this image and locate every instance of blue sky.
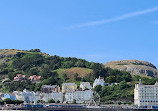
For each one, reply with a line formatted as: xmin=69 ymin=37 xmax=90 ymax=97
xmin=0 ymin=0 xmax=158 ymax=67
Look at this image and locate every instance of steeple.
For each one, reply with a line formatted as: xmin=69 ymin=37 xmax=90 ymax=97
xmin=139 ymin=79 xmax=143 ymax=85
xmin=155 ymin=81 xmax=158 ymax=86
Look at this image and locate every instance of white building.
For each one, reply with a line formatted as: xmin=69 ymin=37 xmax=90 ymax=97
xmin=42 ymin=93 xmax=52 ymax=102
xmin=13 ymin=91 xmax=23 ymax=100
xmin=52 ymin=92 xmax=63 ymax=103
xmin=93 ymin=76 xmax=105 ymax=88
xmin=80 ymin=82 xmax=91 ymax=90
xmin=42 ymin=92 xmax=63 ymax=103
xmin=65 ymin=90 xmax=93 ymax=103
xmin=134 ymin=80 xmax=158 ymax=107
xmin=22 ymin=89 xmax=39 ymax=104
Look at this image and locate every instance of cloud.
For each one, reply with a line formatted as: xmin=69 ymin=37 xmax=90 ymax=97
xmin=71 ymin=6 xmax=158 ymax=28
xmin=85 ymin=54 xmax=102 ymax=59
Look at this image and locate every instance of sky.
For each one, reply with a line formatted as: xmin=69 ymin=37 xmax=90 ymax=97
xmin=0 ymin=0 xmax=158 ymax=67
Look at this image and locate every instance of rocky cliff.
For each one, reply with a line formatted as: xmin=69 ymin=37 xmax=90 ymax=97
xmin=104 ymin=60 xmax=158 ymax=77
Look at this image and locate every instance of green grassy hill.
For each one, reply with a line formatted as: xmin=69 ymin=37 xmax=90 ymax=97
xmin=53 ymin=67 xmax=93 ymax=80
xmin=0 ymin=49 xmax=157 ymax=103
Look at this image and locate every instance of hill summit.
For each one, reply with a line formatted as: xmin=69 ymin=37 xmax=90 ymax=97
xmin=104 ymin=60 xmax=158 ymax=77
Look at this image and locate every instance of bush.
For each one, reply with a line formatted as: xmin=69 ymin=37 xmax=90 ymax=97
xmin=73 ymin=99 xmax=76 ymax=104
xmin=57 ymin=100 xmax=60 ymax=103
xmin=48 ymin=99 xmax=55 ymax=103
xmin=117 ymin=101 xmax=122 ymax=105
xmin=1 ymin=98 xmax=23 ymax=104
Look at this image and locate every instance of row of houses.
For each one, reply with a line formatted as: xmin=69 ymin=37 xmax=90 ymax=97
xmin=2 ymin=76 xmax=114 ymax=104
xmin=10 ymin=74 xmax=158 ymax=107
xmin=14 ymin=74 xmax=108 ymax=88
xmin=1 ymin=81 xmax=94 ymax=104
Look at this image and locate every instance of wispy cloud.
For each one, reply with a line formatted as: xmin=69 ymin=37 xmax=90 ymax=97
xmin=85 ymin=54 xmax=102 ymax=59
xmin=71 ymin=6 xmax=158 ymax=28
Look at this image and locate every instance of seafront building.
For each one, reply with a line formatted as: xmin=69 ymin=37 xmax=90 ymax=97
xmin=13 ymin=91 xmax=23 ymax=100
xmin=3 ymin=93 xmax=16 ymax=100
xmin=65 ymin=90 xmax=93 ymax=103
xmin=22 ymin=89 xmax=39 ymax=104
xmin=134 ymin=79 xmax=158 ymax=107
xmin=42 ymin=92 xmax=63 ymax=103
xmin=52 ymin=92 xmax=63 ymax=103
xmin=2 ymin=81 xmax=94 ymax=104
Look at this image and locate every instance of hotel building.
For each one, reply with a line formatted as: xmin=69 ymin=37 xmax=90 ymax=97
xmin=134 ymin=79 xmax=158 ymax=107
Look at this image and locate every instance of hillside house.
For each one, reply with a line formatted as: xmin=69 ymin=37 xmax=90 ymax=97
xmin=80 ymin=82 xmax=91 ymax=90
xmin=93 ymin=76 xmax=105 ymax=88
xmin=14 ymin=74 xmax=26 ymax=81
xmin=41 ymin=85 xmax=60 ymax=93
xmin=29 ymin=75 xmax=41 ymax=83
xmin=62 ymin=83 xmax=77 ymax=93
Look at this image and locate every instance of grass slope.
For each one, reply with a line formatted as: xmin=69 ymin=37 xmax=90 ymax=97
xmin=53 ymin=67 xmax=93 ymax=81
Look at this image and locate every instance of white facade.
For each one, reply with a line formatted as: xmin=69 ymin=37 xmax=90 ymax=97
xmin=65 ymin=92 xmax=74 ymax=103
xmin=80 ymin=82 xmax=91 ymax=90
xmin=13 ymin=91 xmax=23 ymax=100
xmin=93 ymin=76 xmax=105 ymax=88
xmin=65 ymin=90 xmax=93 ymax=103
xmin=42 ymin=93 xmax=52 ymax=102
xmin=22 ymin=89 xmax=39 ymax=104
xmin=52 ymin=92 xmax=63 ymax=103
xmin=134 ymin=80 xmax=158 ymax=107
xmin=42 ymin=92 xmax=63 ymax=103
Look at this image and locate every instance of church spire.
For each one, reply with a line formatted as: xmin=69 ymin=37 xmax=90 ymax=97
xmin=139 ymin=79 xmax=143 ymax=85
xmin=155 ymin=81 xmax=158 ymax=86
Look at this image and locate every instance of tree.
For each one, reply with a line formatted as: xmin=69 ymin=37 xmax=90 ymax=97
xmin=48 ymin=99 xmax=55 ymax=103
xmin=57 ymin=100 xmax=60 ymax=103
xmin=117 ymin=101 xmax=122 ymax=105
xmin=29 ymin=49 xmax=41 ymax=52
xmin=73 ymin=99 xmax=76 ymax=104
xmin=93 ymin=85 xmax=102 ymax=93
xmin=75 ymin=60 xmax=85 ymax=67
xmin=105 ymin=75 xmax=116 ymax=83
xmin=62 ymin=73 xmax=69 ymax=82
xmin=74 ymin=73 xmax=81 ymax=81
xmin=28 ymin=67 xmax=39 ymax=75
xmin=118 ymin=81 xmax=130 ymax=89
xmin=62 ymin=61 xmax=73 ymax=68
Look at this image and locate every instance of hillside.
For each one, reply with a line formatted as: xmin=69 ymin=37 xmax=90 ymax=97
xmin=0 ymin=49 xmax=158 ymax=103
xmin=0 ymin=49 xmax=49 ymax=58
xmin=0 ymin=49 xmax=98 ymax=92
xmin=104 ymin=60 xmax=158 ymax=77
xmin=53 ymin=67 xmax=93 ymax=81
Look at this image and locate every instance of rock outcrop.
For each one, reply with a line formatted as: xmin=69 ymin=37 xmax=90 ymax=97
xmin=104 ymin=60 xmax=158 ymax=77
